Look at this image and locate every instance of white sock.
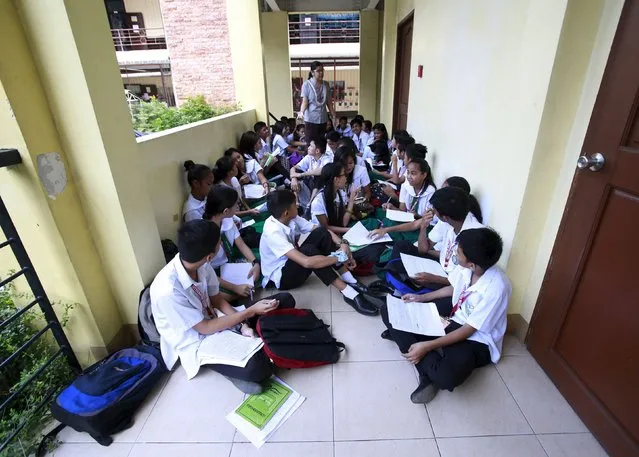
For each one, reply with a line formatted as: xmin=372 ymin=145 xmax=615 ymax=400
xmin=341 ymin=285 xmax=359 ymax=300
xmin=341 ymin=271 xmax=357 ymax=284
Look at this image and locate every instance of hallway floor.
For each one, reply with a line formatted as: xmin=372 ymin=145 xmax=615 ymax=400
xmin=50 ymin=276 xmax=608 ymax=457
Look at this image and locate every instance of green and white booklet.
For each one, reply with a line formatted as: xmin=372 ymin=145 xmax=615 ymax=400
xmin=227 ymin=377 xmax=305 ymax=448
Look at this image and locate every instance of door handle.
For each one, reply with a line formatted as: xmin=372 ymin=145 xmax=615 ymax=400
xmin=577 ymin=152 xmax=605 ymax=172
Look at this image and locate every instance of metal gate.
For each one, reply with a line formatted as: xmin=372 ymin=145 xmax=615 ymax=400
xmin=0 ymin=149 xmax=80 ymax=454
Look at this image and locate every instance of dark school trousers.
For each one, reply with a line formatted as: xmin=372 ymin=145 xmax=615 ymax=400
xmin=389 ymin=239 xmax=452 ymax=316
xmin=277 ymin=227 xmax=339 ymax=290
xmin=207 ymin=292 xmax=295 ymax=382
xmin=381 ymin=303 xmax=491 ymax=391
xmin=305 ymin=121 xmax=326 ymax=146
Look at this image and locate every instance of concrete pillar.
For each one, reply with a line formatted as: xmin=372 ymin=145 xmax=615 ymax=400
xmin=359 ymin=10 xmax=380 ymax=122
xmin=261 ymin=11 xmax=294 ymax=120
xmin=379 ymin=0 xmax=398 ymax=128
xmin=11 ymin=0 xmax=165 ymax=328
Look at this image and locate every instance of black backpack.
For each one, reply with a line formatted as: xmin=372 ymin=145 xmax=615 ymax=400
xmin=138 ymin=285 xmax=160 ymax=347
xmin=256 ymin=309 xmax=345 ymax=368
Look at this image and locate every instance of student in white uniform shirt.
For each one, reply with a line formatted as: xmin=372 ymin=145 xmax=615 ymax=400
xmin=326 ymin=130 xmax=341 ymax=160
xmin=350 ymin=118 xmax=370 ymax=155
xmin=380 ymin=227 xmax=510 ymax=403
xmin=203 ymin=185 xmax=262 ymax=301
xmin=374 ymin=133 xmax=416 ymax=202
xmin=150 ymin=219 xmax=295 ymax=394
xmin=290 ymin=137 xmax=332 ymax=210
xmin=334 ymin=146 xmax=372 ymax=206
xmin=259 ymin=190 xmax=379 ymax=316
xmin=271 ymin=121 xmax=299 ymax=157
xmin=182 ymin=160 xmax=214 ymax=222
xmin=254 ymin=121 xmax=271 ymax=162
xmin=335 ymin=116 xmax=352 ymax=137
xmin=238 ymin=131 xmax=271 ymax=194
xmin=213 ymin=156 xmax=260 ymax=220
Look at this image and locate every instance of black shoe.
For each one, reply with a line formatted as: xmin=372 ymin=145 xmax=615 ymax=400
xmin=410 ymin=376 xmax=439 ymax=404
xmin=380 ymin=329 xmax=392 ymax=340
xmin=368 ymin=279 xmax=394 ymax=295
xmin=350 ymin=280 xmax=382 ymax=297
xmin=343 ymin=294 xmax=379 ymax=316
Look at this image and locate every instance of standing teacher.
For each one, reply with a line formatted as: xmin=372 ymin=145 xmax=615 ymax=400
xmin=298 ymin=61 xmax=336 ymax=145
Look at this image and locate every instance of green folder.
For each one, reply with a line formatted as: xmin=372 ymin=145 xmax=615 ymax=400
xmin=235 ymin=378 xmax=292 ymax=429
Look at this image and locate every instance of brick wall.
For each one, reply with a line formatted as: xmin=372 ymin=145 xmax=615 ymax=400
xmin=159 ymin=0 xmax=236 ymax=106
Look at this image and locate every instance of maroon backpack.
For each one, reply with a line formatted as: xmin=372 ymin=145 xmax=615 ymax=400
xmin=256 ymin=309 xmax=345 ymax=368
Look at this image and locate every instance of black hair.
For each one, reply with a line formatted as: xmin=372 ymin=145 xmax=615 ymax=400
xmin=457 ymin=228 xmax=503 ymax=270
xmin=239 ymin=131 xmax=261 ymax=160
xmin=395 ymin=134 xmax=415 ymax=152
xmin=337 ymin=137 xmax=357 ymax=154
xmin=364 ymin=120 xmax=373 ymax=131
xmin=312 ymin=136 xmax=327 ymax=153
xmin=429 ymin=187 xmax=470 ymax=222
xmin=445 ymin=176 xmax=483 ymax=223
xmin=371 ymin=140 xmax=391 ymax=166
xmin=350 ymin=118 xmax=363 ymax=128
xmin=393 ymin=129 xmax=409 ymax=139
xmin=406 ymin=143 xmax=428 ymax=161
xmin=354 ymin=115 xmax=365 ymax=121
xmin=335 ymin=146 xmax=358 ymax=187
xmin=183 ymin=160 xmax=211 ymax=187
xmin=223 ymin=147 xmax=239 ymax=158
xmin=339 ymin=116 xmax=348 ymax=122
xmin=293 ymin=124 xmax=305 ymax=141
xmin=271 ymin=120 xmax=287 ymax=138
xmin=318 ymin=162 xmax=346 ymax=226
xmin=253 ymin=121 xmax=267 ymax=132
xmin=267 ymin=189 xmax=297 ymax=219
xmin=308 ymin=60 xmax=323 ymax=80
xmin=203 ymin=185 xmax=238 ymax=219
xmin=212 ymin=156 xmax=235 ymax=183
xmin=407 ymin=158 xmax=436 ymax=190
xmin=372 ymin=123 xmax=389 ymax=142
xmin=280 ymin=116 xmax=288 ymax=122
xmin=326 ymin=130 xmax=341 ymax=142
xmin=178 ymin=219 xmax=220 ymax=263
xmin=326 ymin=118 xmax=334 ymax=131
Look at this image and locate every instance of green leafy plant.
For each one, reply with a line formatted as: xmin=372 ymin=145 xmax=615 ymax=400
xmin=0 ymin=281 xmax=77 ymax=457
xmin=132 ymin=95 xmax=239 ymax=133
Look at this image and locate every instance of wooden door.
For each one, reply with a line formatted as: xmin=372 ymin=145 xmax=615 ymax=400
xmin=527 ymin=2 xmax=639 ymax=456
xmin=392 ymin=12 xmax=413 ymax=132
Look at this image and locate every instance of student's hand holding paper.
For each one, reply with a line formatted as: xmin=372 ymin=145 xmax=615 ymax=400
xmin=240 ymin=323 xmax=257 ymax=338
xmin=402 ymin=293 xmax=422 ymax=303
xmin=369 ymin=228 xmax=388 ymax=240
xmin=349 ymin=186 xmax=361 ymax=200
xmin=248 ymin=263 xmax=261 ymax=283
xmin=239 ymin=174 xmax=251 ymax=185
xmin=382 ymin=202 xmax=396 ymax=209
xmin=250 ymin=209 xmax=261 ymax=216
xmin=233 ymin=284 xmax=252 ymax=297
xmin=251 ymin=299 xmax=279 ymax=315
xmin=412 ymin=272 xmax=442 ymax=285
xmin=403 ymin=341 xmax=431 ymax=365
xmin=421 ymin=210 xmax=434 ymax=227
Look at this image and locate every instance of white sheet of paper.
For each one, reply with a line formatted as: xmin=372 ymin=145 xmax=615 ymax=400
xmin=386 ymin=295 xmax=446 ymax=337
xmin=254 ymin=201 xmax=268 ymax=212
xmin=400 ymin=253 xmax=447 ymax=278
xmin=377 ymin=180 xmax=397 ymax=190
xmin=198 ymin=330 xmax=264 ymax=367
xmin=241 ymin=219 xmax=256 ymax=229
xmin=272 ymin=146 xmax=283 ymax=157
xmin=386 ymin=209 xmax=415 ymax=222
xmin=244 ymin=184 xmax=266 ymax=199
xmin=220 ymin=263 xmax=254 ymax=287
xmin=343 ymin=221 xmax=392 ymax=246
xmin=365 ymin=157 xmax=373 ymax=166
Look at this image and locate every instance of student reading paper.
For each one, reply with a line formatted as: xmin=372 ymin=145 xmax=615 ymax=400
xmin=150 ymin=219 xmax=295 ymax=394
xmin=380 ymin=228 xmax=511 ymax=404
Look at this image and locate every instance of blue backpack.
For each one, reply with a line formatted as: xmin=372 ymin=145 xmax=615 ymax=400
xmin=50 ymin=345 xmax=166 ymax=446
xmin=384 ymin=258 xmax=434 ymax=296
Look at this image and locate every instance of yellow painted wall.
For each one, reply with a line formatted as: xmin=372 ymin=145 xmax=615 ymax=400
xmin=379 ymin=0 xmax=398 ymax=128
xmin=137 ymin=109 xmax=257 ymax=241
xmin=226 ymin=0 xmax=268 ymax=121
xmin=261 ymin=11 xmax=294 ymax=120
xmin=359 ymin=10 xmax=380 ymax=121
xmin=124 ymin=0 xmax=165 ymax=37
xmin=16 ymin=0 xmax=165 ymax=324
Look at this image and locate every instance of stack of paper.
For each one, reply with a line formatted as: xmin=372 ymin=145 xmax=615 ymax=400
xmin=197 ymin=330 xmax=263 ymax=367
xmin=220 ymin=263 xmax=254 ymax=286
xmin=343 ymin=221 xmax=392 ymax=246
xmin=400 ymin=253 xmax=447 ymax=278
xmin=244 ymin=184 xmax=266 ymax=199
xmin=386 ymin=295 xmax=446 ymax=336
xmin=241 ymin=219 xmax=256 ymax=229
xmin=386 ymin=209 xmax=415 ymax=222
xmin=227 ymin=377 xmax=306 ymax=448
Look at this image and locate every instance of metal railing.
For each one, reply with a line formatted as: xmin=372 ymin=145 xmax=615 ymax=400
xmin=0 ymin=149 xmax=80 ymax=454
xmin=112 ymin=27 xmax=167 ymax=51
xmin=289 ymin=19 xmax=359 ymax=44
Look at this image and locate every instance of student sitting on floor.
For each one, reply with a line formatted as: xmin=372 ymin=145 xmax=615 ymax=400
xmin=150 ymin=219 xmax=295 ymax=394
xmin=238 ymin=131 xmax=273 ymax=192
xmin=337 ymin=137 xmax=366 ymax=167
xmin=213 ymin=156 xmax=260 ymax=220
xmin=182 ymin=160 xmax=213 ymax=222
xmin=334 ymin=146 xmax=372 ymax=216
xmin=254 ymin=121 xmax=271 ymax=162
xmin=290 ymin=137 xmax=333 ymax=212
xmin=350 ymin=118 xmax=370 ymax=155
xmin=363 ymin=120 xmax=373 ymax=137
xmin=259 ymin=189 xmax=379 ymax=316
xmin=374 ymin=133 xmax=415 ymax=187
xmin=380 ymin=227 xmax=511 ymax=403
xmin=335 ymin=115 xmax=352 ymax=138
xmin=203 ymin=185 xmax=262 ymax=301
xmin=326 ymin=130 xmax=341 ymax=159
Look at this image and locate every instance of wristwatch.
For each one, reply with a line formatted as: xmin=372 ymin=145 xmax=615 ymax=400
xmin=252 ymin=259 xmax=259 ymax=266
xmin=340 ymin=239 xmax=350 ymax=246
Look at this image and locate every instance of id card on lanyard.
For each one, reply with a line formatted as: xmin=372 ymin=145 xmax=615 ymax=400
xmin=191 ymin=284 xmax=215 ymax=318
xmin=443 ymin=238 xmax=458 ymax=270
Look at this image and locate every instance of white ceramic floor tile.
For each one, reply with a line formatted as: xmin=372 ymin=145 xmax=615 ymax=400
xmin=537 ymin=433 xmax=609 ymax=457
xmin=333 ymin=361 xmax=432 ymax=441
xmin=235 ymin=365 xmax=334 ymax=442
xmin=496 ymin=356 xmax=588 ymax=434
xmin=230 ymin=441 xmax=333 ymax=457
xmin=276 ymin=275 xmax=332 ymax=313
xmin=315 ymin=312 xmax=332 ymax=326
xmin=330 ymin=287 xmax=355 ymax=312
xmin=502 ymin=335 xmax=530 ymax=356
xmin=330 ymin=312 xmax=403 ymax=362
xmin=437 ymin=436 xmax=547 ymax=457
xmin=427 ymin=365 xmax=532 ymax=437
xmin=137 ymin=366 xmax=244 ymax=442
xmin=57 ymin=373 xmax=171 ymax=443
xmin=129 ymin=443 xmax=232 ymax=457
xmin=335 ymin=439 xmax=439 ymax=457
xmin=47 ymin=443 xmax=132 ymax=457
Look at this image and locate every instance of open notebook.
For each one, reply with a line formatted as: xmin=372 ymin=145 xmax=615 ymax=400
xmin=197 ymin=330 xmax=263 ymax=367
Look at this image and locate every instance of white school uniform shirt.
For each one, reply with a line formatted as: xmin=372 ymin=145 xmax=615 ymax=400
xmin=150 ymin=254 xmax=220 ymax=380
xmin=428 ymin=219 xmax=448 ymax=251
xmin=183 ymin=194 xmax=206 ymax=222
xmin=259 ymin=215 xmax=316 ymax=288
xmin=310 ymin=189 xmax=348 ymax=225
xmin=336 ymin=125 xmax=352 ymax=137
xmin=390 ymin=156 xmax=406 ymax=177
xmin=362 ymin=145 xmax=375 ymax=162
xmin=209 ymin=217 xmax=241 ymax=268
xmin=295 ymin=153 xmax=332 ymax=174
xmin=352 ymin=131 xmax=370 ymax=153
xmin=272 ymin=134 xmax=289 ymax=155
xmin=258 ymin=138 xmax=270 ymax=161
xmin=434 ymin=212 xmax=484 ymax=273
xmin=326 ymin=145 xmax=335 ymax=160
xmin=356 ymin=155 xmax=366 ymax=167
xmin=243 ymin=154 xmax=263 ymax=184
xmin=449 ymin=265 xmax=512 ymax=363
xmin=346 ymin=165 xmax=371 ymax=194
xmin=399 ymin=182 xmax=436 ymax=216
